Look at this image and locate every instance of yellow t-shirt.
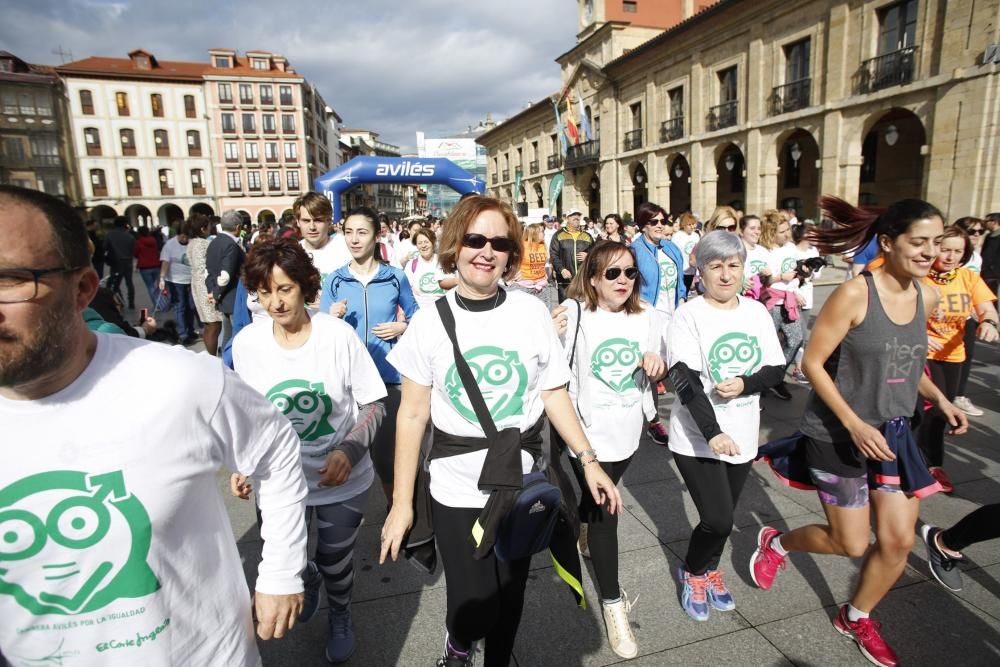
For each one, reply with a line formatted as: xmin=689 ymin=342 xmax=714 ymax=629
xmin=923 ymin=267 xmax=997 ymax=362
xmin=521 ymin=241 xmax=548 ymax=281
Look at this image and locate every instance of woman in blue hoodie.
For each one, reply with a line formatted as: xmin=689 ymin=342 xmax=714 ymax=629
xmin=320 ymin=206 xmax=418 ymax=503
xmin=631 ymin=201 xmax=686 ymax=446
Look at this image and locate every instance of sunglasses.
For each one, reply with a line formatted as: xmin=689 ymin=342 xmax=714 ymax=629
xmin=462 ymin=233 xmax=515 ymax=253
xmin=648 ymin=217 xmax=667 ymax=226
xmin=604 ymin=266 xmax=639 ymax=281
xmin=718 ymin=224 xmax=737 ymax=231
xmin=969 ymin=229 xmax=985 ymax=236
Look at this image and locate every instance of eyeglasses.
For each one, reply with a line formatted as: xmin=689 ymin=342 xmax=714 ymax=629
xmin=969 ymin=229 xmax=985 ymax=236
xmin=718 ymin=224 xmax=738 ymax=231
xmin=462 ymin=233 xmax=515 ymax=253
xmin=603 ymin=266 xmax=639 ymax=281
xmin=648 ymin=217 xmax=667 ymax=226
xmin=0 ymin=266 xmax=83 ymax=304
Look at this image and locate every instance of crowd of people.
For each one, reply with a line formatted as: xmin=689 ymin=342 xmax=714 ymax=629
xmin=1 ymin=182 xmax=998 ymax=667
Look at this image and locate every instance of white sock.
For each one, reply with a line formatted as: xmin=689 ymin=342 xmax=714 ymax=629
xmin=846 ymin=604 xmax=869 ymax=623
xmin=602 ymin=596 xmax=622 ymax=606
xmin=771 ymin=536 xmax=789 ymax=556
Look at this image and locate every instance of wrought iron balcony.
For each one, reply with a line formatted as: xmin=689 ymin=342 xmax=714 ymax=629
xmin=857 ymin=46 xmax=918 ymax=94
xmin=660 ymin=117 xmax=684 ymax=143
xmin=565 ymin=140 xmax=600 ymax=169
xmin=547 ymin=155 xmax=561 ymax=170
xmin=769 ymin=78 xmax=811 ymax=116
xmin=707 ymin=101 xmax=738 ymax=131
xmin=501 ymin=169 xmax=510 ymax=181
xmin=623 ymin=129 xmax=643 ymax=151
xmin=529 ymin=160 xmax=539 ymax=175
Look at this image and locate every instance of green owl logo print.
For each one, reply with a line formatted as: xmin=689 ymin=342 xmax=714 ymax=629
xmin=0 ymin=470 xmax=159 ymax=616
xmin=266 ymin=379 xmax=335 ymax=443
xmin=419 ymin=272 xmax=444 ymax=296
xmin=683 ymin=239 xmax=697 ymax=255
xmin=781 ymin=256 xmax=797 ymax=273
xmin=659 ymin=260 xmax=677 ymax=292
xmin=707 ymin=332 xmax=762 ymax=383
xmin=591 ymin=338 xmax=641 ymax=392
xmin=445 ymin=346 xmax=527 ymax=423
xmin=748 ymin=259 xmax=768 ymax=275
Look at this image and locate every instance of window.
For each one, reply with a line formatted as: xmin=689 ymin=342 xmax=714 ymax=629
xmin=668 ymin=87 xmax=684 ymax=119
xmin=268 ymin=170 xmax=281 ymax=191
xmin=251 ymin=58 xmax=268 ymax=71
xmin=262 ymin=114 xmax=276 ymax=133
xmin=221 ymin=113 xmax=236 ymax=133
xmin=3 ymin=137 xmax=25 ymax=160
xmin=630 ymin=102 xmax=642 ymax=129
xmin=785 ymin=39 xmax=811 ymax=83
xmin=153 ymin=129 xmax=169 ymax=156
xmin=245 ymin=142 xmax=259 ymax=161
xmin=119 ymin=128 xmax=136 ymax=156
xmin=90 ymin=169 xmax=107 ymax=196
xmin=284 ymin=142 xmax=297 ymax=161
xmin=287 ymin=170 xmax=300 ymax=190
xmin=116 ymin=91 xmax=129 ymax=116
xmin=260 ymin=84 xmax=273 ymax=105
xmin=227 ymin=171 xmax=242 ymax=192
xmin=34 ymin=93 xmax=52 ymax=116
xmin=158 ymin=168 xmax=174 ymax=195
xmin=186 ymin=130 xmax=201 ymax=156
xmin=83 ymin=127 xmax=101 ymax=155
xmin=623 ymin=1 xmax=637 ymax=12
xmin=879 ymin=0 xmax=918 ymax=54
xmin=239 ymin=84 xmax=253 ymax=105
xmin=247 ymin=171 xmax=261 ymax=192
xmin=80 ymin=90 xmax=94 ymax=115
xmin=125 ymin=169 xmax=141 ymax=195
xmin=218 ymin=83 xmax=232 ymax=104
xmin=184 ymin=94 xmax=196 ymax=118
xmin=191 ymin=169 xmax=206 ymax=194
xmin=224 ymin=142 xmax=239 ymax=161
xmin=151 ymin=93 xmax=163 ymax=117
xmin=1 ymin=92 xmax=17 ymax=114
xmin=242 ymin=113 xmax=256 ymax=133
xmin=18 ymin=92 xmax=35 ymax=116
xmin=719 ymin=67 xmax=737 ymax=103
xmin=281 ymin=114 xmax=295 ymax=134
xmin=214 ymin=56 xmax=231 ymax=68
xmin=30 ymin=136 xmax=58 ymax=166
xmin=265 ymin=142 xmax=279 ymax=162
xmin=279 ymin=85 xmax=293 ymax=105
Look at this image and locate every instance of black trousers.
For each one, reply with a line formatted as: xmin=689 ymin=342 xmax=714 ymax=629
xmin=673 ymin=453 xmax=752 ymax=575
xmin=956 ymin=318 xmax=978 ymax=396
xmin=568 ymin=455 xmax=633 ymax=600
xmin=942 ymin=503 xmax=1000 ymax=552
xmin=432 ymin=499 xmax=530 ymax=667
xmin=109 ymin=260 xmax=135 ymax=306
xmin=918 ymin=359 xmax=963 ymax=468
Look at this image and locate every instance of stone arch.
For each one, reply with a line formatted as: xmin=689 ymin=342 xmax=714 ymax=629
xmin=858 ymin=108 xmax=927 ymax=206
xmin=775 ymin=128 xmax=821 ymax=220
xmin=715 ymin=143 xmax=746 ymax=211
xmin=189 ymin=202 xmax=214 ymax=217
xmin=156 ymin=203 xmax=185 ymax=229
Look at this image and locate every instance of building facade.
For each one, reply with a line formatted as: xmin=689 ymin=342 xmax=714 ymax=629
xmin=340 ymin=129 xmax=406 ymax=216
xmin=479 ymin=0 xmax=1000 ymax=222
xmin=416 ymin=115 xmax=494 ymax=217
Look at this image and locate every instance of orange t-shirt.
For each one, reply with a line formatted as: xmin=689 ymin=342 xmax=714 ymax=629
xmin=521 ymin=241 xmax=548 ymax=281
xmin=923 ymin=267 xmax=997 ymax=362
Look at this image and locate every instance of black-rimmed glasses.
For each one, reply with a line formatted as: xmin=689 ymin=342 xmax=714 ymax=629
xmin=0 ymin=267 xmax=83 ymax=303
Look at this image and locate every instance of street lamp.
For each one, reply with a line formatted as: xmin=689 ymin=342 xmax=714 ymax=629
xmin=635 ymin=170 xmax=645 ymax=185
xmin=724 ymin=154 xmax=736 ymax=172
xmin=789 ymin=142 xmax=802 ymax=165
xmin=884 ymin=124 xmax=899 ymax=146
xmin=673 ymin=163 xmax=684 ymax=178
xmin=590 ymin=176 xmax=599 ymax=190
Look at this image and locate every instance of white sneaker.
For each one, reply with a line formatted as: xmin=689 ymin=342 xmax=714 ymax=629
xmin=954 ymin=396 xmax=984 ymax=417
xmin=601 ymin=589 xmax=638 ymax=659
xmin=578 ymin=523 xmax=590 ymax=559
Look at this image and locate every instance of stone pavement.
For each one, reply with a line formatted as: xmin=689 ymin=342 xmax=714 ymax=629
xmin=133 ymin=275 xmax=1000 ymax=666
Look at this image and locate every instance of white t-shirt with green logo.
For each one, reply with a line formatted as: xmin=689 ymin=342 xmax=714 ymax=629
xmin=387 ymin=290 xmax=570 ymax=508
xmin=0 ymin=334 xmax=308 ymax=667
xmin=232 ymin=312 xmax=387 ymax=506
xmin=301 ymin=236 xmax=350 ymax=285
xmin=656 ymin=249 xmax=678 ymax=319
xmin=744 ymin=244 xmax=772 ymax=279
xmin=404 ymin=255 xmax=448 ymax=309
xmin=767 ymin=242 xmax=800 ymax=291
xmin=666 ymin=296 xmax=785 ymax=463
xmin=672 ymin=230 xmax=700 ymax=274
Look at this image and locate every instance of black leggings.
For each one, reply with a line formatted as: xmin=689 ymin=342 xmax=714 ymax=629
xmin=941 ymin=503 xmax=1000 ymax=552
xmin=432 ymin=499 xmax=530 ymax=667
xmin=371 ymin=383 xmax=401 ymax=484
xmin=672 ymin=453 xmax=752 ymax=575
xmin=917 ymin=359 xmax=962 ymax=467
xmin=568 ymin=455 xmax=633 ymax=600
xmin=956 ymin=317 xmax=978 ymax=396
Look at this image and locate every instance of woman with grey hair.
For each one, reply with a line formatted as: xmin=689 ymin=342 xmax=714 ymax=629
xmin=665 ymin=230 xmax=785 ymax=622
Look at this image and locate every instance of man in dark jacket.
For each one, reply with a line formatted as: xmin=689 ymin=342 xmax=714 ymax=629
xmin=206 ymin=210 xmax=246 ymax=351
xmin=982 ymin=212 xmax=1000 ymax=295
xmin=105 ymin=216 xmax=136 ymax=309
xmin=548 ymin=208 xmax=594 ymax=302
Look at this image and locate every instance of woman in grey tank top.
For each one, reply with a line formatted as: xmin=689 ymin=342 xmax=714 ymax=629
xmin=748 ymin=197 xmax=968 ymax=667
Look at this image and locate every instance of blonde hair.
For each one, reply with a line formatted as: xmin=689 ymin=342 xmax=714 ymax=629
xmin=759 ymin=209 xmax=787 ymax=250
xmin=524 ymin=222 xmax=544 ymax=244
xmin=704 ymin=206 xmax=739 ymax=232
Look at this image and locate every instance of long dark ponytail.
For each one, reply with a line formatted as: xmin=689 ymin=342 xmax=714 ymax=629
xmin=808 ymin=196 xmax=943 ymax=256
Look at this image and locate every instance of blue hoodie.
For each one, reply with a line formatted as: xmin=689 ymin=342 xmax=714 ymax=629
xmin=632 ymin=233 xmax=687 ymax=307
xmin=320 ymin=263 xmax=418 ymax=383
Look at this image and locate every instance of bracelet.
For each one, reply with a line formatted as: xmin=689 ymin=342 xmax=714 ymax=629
xmin=577 ymin=449 xmax=597 ymax=460
xmin=980 ymin=319 xmax=998 ymax=328
xmin=582 ymin=458 xmax=600 ymax=467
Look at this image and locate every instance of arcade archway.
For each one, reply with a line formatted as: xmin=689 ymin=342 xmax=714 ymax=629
xmin=859 ymin=109 xmax=926 ymax=206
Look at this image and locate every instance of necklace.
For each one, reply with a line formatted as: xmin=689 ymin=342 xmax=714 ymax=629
xmin=455 ymin=289 xmax=500 ymax=312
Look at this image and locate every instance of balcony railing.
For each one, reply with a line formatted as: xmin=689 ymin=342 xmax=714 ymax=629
xmin=193 ymin=186 xmax=206 ymax=195
xmin=547 ymin=154 xmax=561 ymax=170
xmin=660 ymin=117 xmax=684 ymax=143
xmin=707 ymin=101 xmax=738 ymax=131
xmin=32 ymin=155 xmax=61 ymax=167
xmin=565 ymin=140 xmax=600 ymax=169
xmin=529 ymin=160 xmax=539 ymax=174
xmin=502 ymin=169 xmax=510 ymax=181
xmin=92 ymin=185 xmax=108 ymax=197
xmin=769 ymin=78 xmax=811 ymax=116
xmin=856 ymin=46 xmax=919 ymax=94
xmin=623 ymin=129 xmax=643 ymax=151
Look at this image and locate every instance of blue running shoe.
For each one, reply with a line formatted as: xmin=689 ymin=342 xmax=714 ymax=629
xmin=678 ymin=567 xmax=710 ymax=622
xmin=299 ymin=561 xmax=322 ymax=623
xmin=705 ymin=569 xmax=736 ymax=611
xmin=325 ymin=607 xmax=356 ymax=663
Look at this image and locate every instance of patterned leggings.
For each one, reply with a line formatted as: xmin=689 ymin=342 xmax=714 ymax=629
xmin=770 ymin=305 xmax=804 ymax=368
xmin=305 ymin=485 xmax=371 ymax=610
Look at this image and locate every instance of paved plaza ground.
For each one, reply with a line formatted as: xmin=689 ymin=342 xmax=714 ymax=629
xmin=130 ymin=273 xmax=1000 ymax=666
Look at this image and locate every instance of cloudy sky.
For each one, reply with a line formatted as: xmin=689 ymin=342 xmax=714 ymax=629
xmin=2 ymin=0 xmax=579 ymax=152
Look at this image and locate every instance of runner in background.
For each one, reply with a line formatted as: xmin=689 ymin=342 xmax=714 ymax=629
xmin=510 ymin=222 xmax=551 ymax=305
xmin=951 ymin=217 xmax=989 ymax=416
xmin=403 ymin=226 xmax=455 ymax=309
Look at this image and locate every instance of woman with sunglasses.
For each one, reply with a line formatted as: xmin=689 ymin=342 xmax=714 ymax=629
xmin=319 ymin=206 xmax=418 ymax=506
xmin=951 ymin=217 xmax=989 ymax=416
xmin=558 ymin=241 xmax=668 ymax=658
xmin=666 ymin=230 xmax=785 ymax=622
xmin=632 ymin=201 xmax=686 ymax=446
xmin=381 ymin=195 xmax=621 ymax=667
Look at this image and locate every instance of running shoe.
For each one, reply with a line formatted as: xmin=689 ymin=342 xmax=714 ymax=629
xmin=578 ymin=522 xmax=591 ymax=559
xmin=677 ymin=567 xmax=710 ymax=622
xmin=768 ymin=382 xmax=792 ymax=400
xmin=436 ymin=633 xmax=475 ymax=667
xmin=601 ymin=588 xmax=638 ymax=658
xmin=833 ymin=605 xmax=899 ymax=667
xmin=705 ymin=569 xmax=736 ymax=611
xmin=647 ymin=421 xmax=669 ymax=446
xmin=929 ymin=467 xmax=954 ymax=494
xmin=298 ymin=560 xmax=323 ymax=623
xmin=953 ymin=396 xmax=984 ymax=417
xmin=790 ymin=368 xmax=810 ymax=384
xmin=749 ymin=526 xmax=786 ymax=590
xmin=325 ymin=606 xmax=356 ymax=663
xmin=920 ymin=524 xmax=963 ymax=592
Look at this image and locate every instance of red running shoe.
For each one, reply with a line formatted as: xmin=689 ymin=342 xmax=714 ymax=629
xmin=929 ymin=467 xmax=954 ymax=494
xmin=833 ymin=605 xmax=899 ymax=667
xmin=749 ymin=526 xmax=786 ymax=590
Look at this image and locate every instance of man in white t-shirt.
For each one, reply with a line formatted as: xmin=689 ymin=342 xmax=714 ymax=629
xmin=0 ymin=186 xmax=308 ymax=667
xmin=296 ymin=192 xmax=350 ymax=286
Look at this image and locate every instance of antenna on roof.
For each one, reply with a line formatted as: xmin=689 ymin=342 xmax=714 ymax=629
xmin=51 ymin=46 xmax=74 ymax=64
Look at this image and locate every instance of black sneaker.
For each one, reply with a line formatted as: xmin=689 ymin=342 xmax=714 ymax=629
xmin=647 ymin=421 xmax=669 ymax=446
xmin=404 ymin=540 xmax=437 ymax=575
xmin=920 ymin=524 xmax=963 ymax=592
xmin=298 ymin=561 xmax=323 ymax=623
xmin=768 ymin=383 xmax=792 ymax=401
